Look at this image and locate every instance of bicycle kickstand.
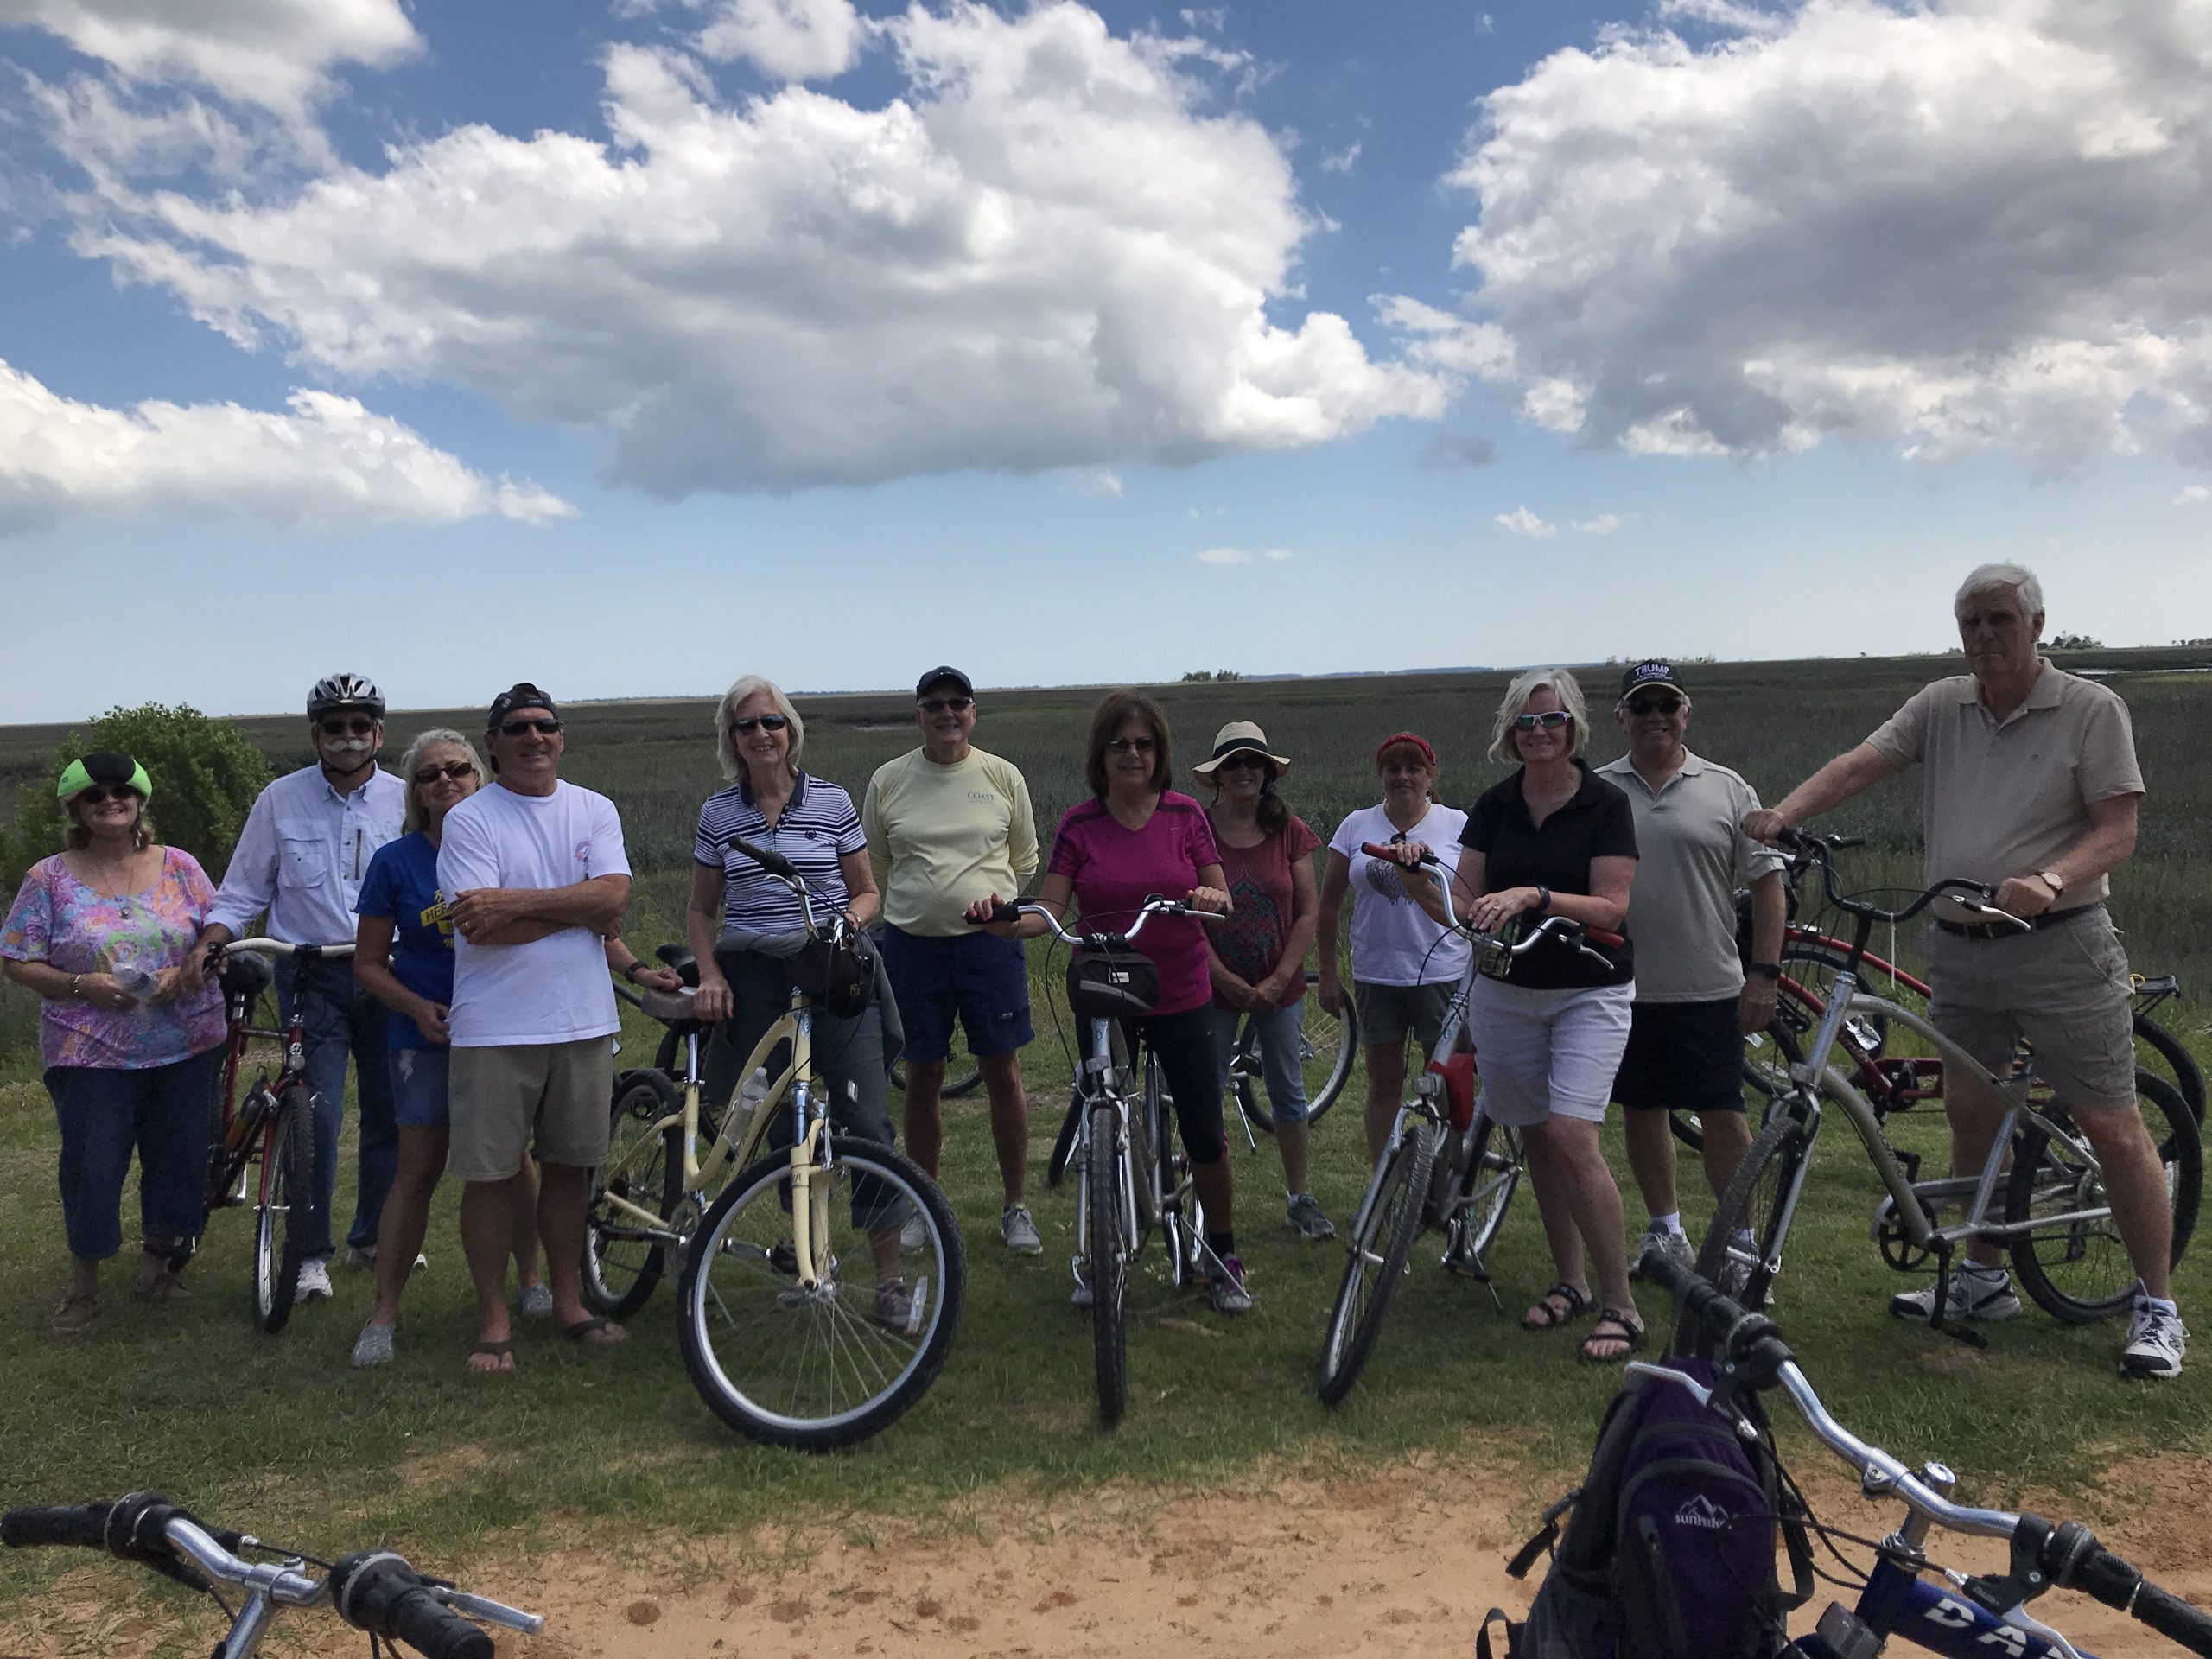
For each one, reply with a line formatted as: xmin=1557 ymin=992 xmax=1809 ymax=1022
xmin=1927 ymin=1242 xmax=1989 ymax=1351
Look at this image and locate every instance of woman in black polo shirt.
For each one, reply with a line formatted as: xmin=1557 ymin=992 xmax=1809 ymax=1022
xmin=1390 ymin=668 xmax=1643 ymax=1363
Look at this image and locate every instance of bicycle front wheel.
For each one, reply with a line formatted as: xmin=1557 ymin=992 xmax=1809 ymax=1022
xmin=1688 ymin=1110 xmax=1809 ymax=1340
xmin=2006 ymin=1071 xmax=2201 ymax=1325
xmin=1236 ymin=974 xmax=1359 ymax=1136
xmin=678 ymin=1135 xmax=965 ymax=1450
xmin=252 ymin=1087 xmax=313 ymax=1336
xmin=1317 ymin=1124 xmax=1435 ymax=1407
xmin=1452 ymin=1115 xmax=1522 ymax=1265
xmin=1085 ymin=1103 xmax=1129 ymax=1429
xmin=585 ymin=1069 xmax=683 ymax=1319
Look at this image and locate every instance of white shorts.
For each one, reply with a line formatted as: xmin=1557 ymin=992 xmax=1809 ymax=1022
xmin=1467 ymin=976 xmax=1634 ymax=1128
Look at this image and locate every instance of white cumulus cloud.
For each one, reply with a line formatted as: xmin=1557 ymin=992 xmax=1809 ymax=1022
xmin=0 ymin=359 xmax=574 ymax=535
xmin=0 ymin=0 xmax=420 ymax=118
xmin=1572 ymin=512 xmax=1624 ymax=535
xmin=690 ymin=0 xmax=865 ymax=79
xmin=2177 ymin=484 xmax=2211 ymax=505
xmin=1198 ymin=546 xmax=1291 ymax=563
xmin=67 ymin=3 xmax=1446 ymax=497
xmin=1430 ymin=0 xmax=2212 ymax=471
xmin=1496 ymin=506 xmax=1555 ymax=539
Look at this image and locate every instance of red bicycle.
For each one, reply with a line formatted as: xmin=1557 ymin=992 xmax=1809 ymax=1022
xmin=173 ymin=938 xmax=353 ymax=1334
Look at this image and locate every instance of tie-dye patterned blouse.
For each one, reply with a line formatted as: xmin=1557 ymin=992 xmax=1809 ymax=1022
xmin=1 ymin=849 xmax=226 ymax=1069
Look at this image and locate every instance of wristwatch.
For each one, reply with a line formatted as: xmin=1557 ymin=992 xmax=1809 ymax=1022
xmin=623 ymin=959 xmax=646 ymax=982
xmin=1748 ymin=962 xmax=1782 ymax=982
xmin=2037 ymin=869 xmax=2066 ymax=899
xmin=1531 ymin=885 xmax=1551 ymax=916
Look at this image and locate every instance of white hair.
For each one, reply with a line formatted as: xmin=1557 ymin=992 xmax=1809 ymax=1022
xmin=714 ymin=676 xmax=805 ymax=781
xmin=1954 ymin=563 xmax=2044 ymax=621
xmin=397 ymin=728 xmax=486 ymax=835
xmin=1487 ymin=667 xmax=1591 ymax=765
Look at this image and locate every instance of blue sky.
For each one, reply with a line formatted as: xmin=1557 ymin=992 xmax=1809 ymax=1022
xmin=3 ymin=0 xmax=2209 ymax=723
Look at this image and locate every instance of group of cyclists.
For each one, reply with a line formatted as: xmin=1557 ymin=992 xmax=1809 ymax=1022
xmin=2 ymin=559 xmax=2186 ymax=1382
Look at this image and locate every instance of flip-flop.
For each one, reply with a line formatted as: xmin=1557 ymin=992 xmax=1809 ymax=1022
xmin=1579 ymin=1309 xmax=1647 ymax=1365
xmin=1521 ymin=1281 xmax=1594 ymax=1332
xmin=559 ymin=1317 xmax=627 ymax=1346
xmin=467 ymin=1338 xmax=514 ymax=1375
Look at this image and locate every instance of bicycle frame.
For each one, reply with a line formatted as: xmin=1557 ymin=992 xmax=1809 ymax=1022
xmin=1072 ymin=1016 xmax=1211 ymax=1288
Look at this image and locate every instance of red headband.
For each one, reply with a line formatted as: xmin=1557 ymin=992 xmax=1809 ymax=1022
xmin=1376 ymin=732 xmax=1436 ymax=769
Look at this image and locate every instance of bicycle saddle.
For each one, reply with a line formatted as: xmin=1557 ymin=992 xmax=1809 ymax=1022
xmin=655 ymin=944 xmax=700 ymax=988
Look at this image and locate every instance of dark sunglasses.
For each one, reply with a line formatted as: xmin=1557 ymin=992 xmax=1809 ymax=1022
xmin=918 ymin=696 xmax=974 ymax=715
xmin=74 ymin=785 xmax=141 ymax=804
xmin=1624 ymin=696 xmax=1684 ymax=717
xmin=320 ymin=716 xmax=376 ymax=737
xmin=413 ymin=761 xmax=478 ymax=784
xmin=1107 ymin=736 xmax=1157 ymax=754
xmin=1511 ymin=710 xmax=1574 ymax=732
xmin=1215 ymin=751 xmax=1270 ymax=772
xmin=498 ymin=717 xmax=563 ymax=736
xmin=729 ymin=714 xmax=791 ymax=734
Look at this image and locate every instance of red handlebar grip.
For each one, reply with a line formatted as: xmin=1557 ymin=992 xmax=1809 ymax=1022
xmin=1361 ymin=842 xmax=1437 ymax=865
xmin=1586 ymin=926 xmax=1625 ymax=949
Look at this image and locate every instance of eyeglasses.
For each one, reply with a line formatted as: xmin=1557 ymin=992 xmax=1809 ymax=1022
xmin=1215 ymin=752 xmax=1269 ymax=772
xmin=413 ymin=761 xmax=477 ymax=784
xmin=1511 ymin=711 xmax=1574 ymax=732
xmin=320 ymin=716 xmax=376 ymax=737
xmin=1624 ymin=696 xmax=1684 ymax=717
xmin=729 ymin=715 xmax=791 ymax=734
xmin=1107 ymin=737 xmax=1158 ymax=754
xmin=498 ymin=718 xmax=563 ymax=736
xmin=918 ymin=697 xmax=974 ymax=715
xmin=74 ymin=786 xmax=141 ymax=804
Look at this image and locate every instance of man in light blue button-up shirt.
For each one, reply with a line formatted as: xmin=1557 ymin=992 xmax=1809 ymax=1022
xmin=188 ymin=674 xmax=406 ymax=1303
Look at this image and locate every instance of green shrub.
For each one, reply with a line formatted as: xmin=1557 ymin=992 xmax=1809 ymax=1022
xmin=0 ymin=703 xmax=271 ymax=890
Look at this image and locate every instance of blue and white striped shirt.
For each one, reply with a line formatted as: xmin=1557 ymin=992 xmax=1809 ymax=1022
xmin=695 ymin=772 xmax=867 ymax=934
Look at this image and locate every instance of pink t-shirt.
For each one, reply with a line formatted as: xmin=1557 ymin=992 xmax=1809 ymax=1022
xmin=1206 ymin=812 xmax=1320 ymax=1013
xmin=1046 ymin=793 xmax=1223 ymax=1016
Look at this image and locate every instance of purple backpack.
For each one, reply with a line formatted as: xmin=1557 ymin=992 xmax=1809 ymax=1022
xmin=1484 ymin=1358 xmax=1811 ymax=1659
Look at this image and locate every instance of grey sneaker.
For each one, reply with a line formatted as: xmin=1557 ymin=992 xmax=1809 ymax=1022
xmin=900 ymin=1212 xmax=927 ymax=1253
xmin=350 ymin=1322 xmax=397 ymax=1368
xmin=296 ymin=1259 xmax=334 ymax=1302
xmin=874 ymin=1279 xmax=924 ymax=1336
xmin=1284 ymin=1193 xmax=1336 ymax=1241
xmin=2122 ymin=1299 xmax=2187 ymax=1380
xmin=1890 ymin=1269 xmax=2021 ymax=1324
xmin=1207 ymin=1255 xmax=1253 ymax=1316
xmin=516 ymin=1282 xmax=555 ymax=1319
xmin=343 ymin=1244 xmax=376 ymax=1269
xmin=1001 ymin=1204 xmax=1044 ymax=1255
xmin=1630 ymin=1224 xmax=1695 ymax=1283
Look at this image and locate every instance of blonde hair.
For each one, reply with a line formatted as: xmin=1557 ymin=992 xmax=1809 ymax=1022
xmin=1486 ymin=667 xmax=1591 ymax=765
xmin=714 ymin=676 xmax=806 ymax=782
xmin=397 ymin=728 xmax=486 ymax=835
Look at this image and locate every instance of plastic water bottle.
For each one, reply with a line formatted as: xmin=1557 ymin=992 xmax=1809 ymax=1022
xmin=730 ymin=1067 xmax=772 ymax=1147
xmin=111 ymin=962 xmax=155 ymax=997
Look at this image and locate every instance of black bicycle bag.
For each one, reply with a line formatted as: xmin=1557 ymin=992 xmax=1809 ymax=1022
xmin=1065 ymin=950 xmax=1159 ymax=1020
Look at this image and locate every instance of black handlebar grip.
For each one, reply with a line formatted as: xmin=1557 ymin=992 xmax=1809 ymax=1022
xmin=1830 ymin=834 xmax=1867 ymax=849
xmin=2 ymin=1502 xmax=115 ymax=1550
xmin=728 ymin=836 xmax=798 ymax=881
xmin=965 ymin=900 xmax=1020 ymax=926
xmin=333 ymin=1551 xmax=494 ymax=1659
xmin=2135 ymin=1581 xmax=2212 ymax=1656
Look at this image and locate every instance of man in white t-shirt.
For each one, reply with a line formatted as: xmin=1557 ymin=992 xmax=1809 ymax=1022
xmin=437 ymin=683 xmax=632 ymax=1373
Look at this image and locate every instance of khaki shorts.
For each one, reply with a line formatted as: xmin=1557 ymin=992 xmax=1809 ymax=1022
xmin=1925 ymin=907 xmax=2136 ymax=1115
xmin=448 ymin=1038 xmax=615 ymax=1181
xmin=1354 ymin=979 xmax=1458 ymax=1049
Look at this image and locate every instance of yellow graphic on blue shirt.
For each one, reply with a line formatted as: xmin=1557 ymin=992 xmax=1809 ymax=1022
xmin=419 ymin=890 xmax=454 ymax=943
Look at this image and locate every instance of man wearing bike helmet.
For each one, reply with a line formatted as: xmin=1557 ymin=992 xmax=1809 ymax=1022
xmin=186 ymin=673 xmax=404 ymax=1305
xmin=1745 ymin=565 xmax=2182 ymax=1380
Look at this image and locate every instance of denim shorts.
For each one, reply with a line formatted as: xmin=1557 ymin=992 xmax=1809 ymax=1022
xmin=389 ymin=1046 xmax=452 ymax=1129
xmin=878 ymin=925 xmax=1033 ymax=1064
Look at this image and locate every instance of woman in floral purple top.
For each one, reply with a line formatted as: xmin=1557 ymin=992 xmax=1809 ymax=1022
xmin=1 ymin=753 xmax=226 ymax=1332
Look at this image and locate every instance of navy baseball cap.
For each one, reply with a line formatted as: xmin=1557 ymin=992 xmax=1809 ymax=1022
xmin=1619 ymin=661 xmax=1688 ymax=702
xmin=487 ymin=682 xmax=560 ymax=729
xmin=915 ymin=666 xmax=974 ymax=700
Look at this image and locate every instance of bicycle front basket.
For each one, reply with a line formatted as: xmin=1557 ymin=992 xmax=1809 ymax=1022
xmin=1066 ymin=949 xmax=1159 ymax=1020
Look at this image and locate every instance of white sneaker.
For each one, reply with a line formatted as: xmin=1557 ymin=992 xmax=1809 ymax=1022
xmin=1889 ymin=1269 xmax=2020 ymax=1324
xmin=900 ymin=1213 xmax=927 ymax=1253
xmin=1001 ymin=1204 xmax=1044 ymax=1255
xmin=296 ymin=1259 xmax=334 ymax=1302
xmin=1630 ymin=1224 xmax=1695 ymax=1283
xmin=2122 ymin=1299 xmax=2187 ymax=1381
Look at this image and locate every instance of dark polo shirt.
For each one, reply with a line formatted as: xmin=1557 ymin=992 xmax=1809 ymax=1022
xmin=1460 ymin=760 xmax=1638 ymax=990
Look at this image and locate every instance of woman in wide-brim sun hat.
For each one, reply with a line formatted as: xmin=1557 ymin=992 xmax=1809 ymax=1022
xmin=1 ymin=753 xmax=226 ymax=1332
xmin=1194 ymin=721 xmax=1334 ymax=1243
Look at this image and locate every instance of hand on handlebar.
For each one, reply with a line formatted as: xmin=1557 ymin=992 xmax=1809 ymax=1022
xmin=1467 ymin=886 xmax=1540 ymax=934
xmin=1740 ymin=808 xmax=1789 ymax=844
xmin=1185 ymin=885 xmax=1231 ymax=917
xmin=1373 ymin=840 xmax=1437 ymax=869
xmin=692 ymin=972 xmax=735 ymax=1023
xmin=1992 ymin=874 xmax=2058 ymax=920
xmin=964 ymin=895 xmax=1026 ymax=938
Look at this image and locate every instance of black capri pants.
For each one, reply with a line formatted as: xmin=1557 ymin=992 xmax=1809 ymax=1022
xmin=1121 ymin=1005 xmax=1227 ymax=1166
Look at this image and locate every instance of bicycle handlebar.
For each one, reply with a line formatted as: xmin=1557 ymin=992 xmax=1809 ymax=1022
xmin=1771 ymin=828 xmax=2025 ymax=931
xmin=213 ymin=938 xmax=357 ymax=961
xmin=968 ymin=895 xmax=1222 ymax=950
xmin=1357 ymin=842 xmax=1625 ymax=954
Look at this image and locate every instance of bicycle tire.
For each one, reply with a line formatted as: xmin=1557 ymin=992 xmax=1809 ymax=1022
xmin=889 ymin=1062 xmax=986 ymax=1099
xmin=1236 ymin=972 xmax=1359 ymax=1136
xmin=1316 ymin=1124 xmax=1435 ymax=1407
xmin=1086 ymin=1103 xmax=1129 ymax=1429
xmin=251 ymin=1087 xmax=314 ymax=1336
xmin=2134 ymin=1011 xmax=2207 ymax=1126
xmin=1688 ymin=1109 xmax=1810 ymax=1339
xmin=677 ymin=1135 xmax=965 ymax=1450
xmin=1667 ymin=1109 xmax=1705 ymax=1153
xmin=1453 ymin=1116 xmax=1522 ymax=1264
xmin=584 ymin=1069 xmax=683 ymax=1319
xmin=2006 ymin=1070 xmax=2201 ymax=1325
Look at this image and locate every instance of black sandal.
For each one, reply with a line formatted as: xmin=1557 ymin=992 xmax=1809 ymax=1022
xmin=1522 ymin=1281 xmax=1594 ymax=1332
xmin=1579 ymin=1309 xmax=1647 ymax=1364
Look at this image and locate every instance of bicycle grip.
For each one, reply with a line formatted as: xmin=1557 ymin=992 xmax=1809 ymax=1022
xmin=1830 ymin=834 xmax=1867 ymax=850
xmin=728 ymin=835 xmax=798 ymax=880
xmin=333 ymin=1551 xmax=494 ymax=1659
xmin=1 ymin=1501 xmax=114 ymax=1550
xmin=2135 ymin=1580 xmax=2212 ymax=1656
xmin=1585 ymin=926 xmax=1625 ymax=950
xmin=1361 ymin=841 xmax=1437 ymax=865
xmin=966 ymin=900 xmax=1020 ymax=926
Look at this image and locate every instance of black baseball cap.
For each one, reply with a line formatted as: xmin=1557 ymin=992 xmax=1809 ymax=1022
xmin=487 ymin=682 xmax=560 ymax=729
xmin=1619 ymin=661 xmax=1688 ymax=702
xmin=915 ymin=666 xmax=974 ymax=700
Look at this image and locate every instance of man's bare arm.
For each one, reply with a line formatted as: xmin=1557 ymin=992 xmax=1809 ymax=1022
xmin=1992 ymin=794 xmax=2139 ymax=918
xmin=452 ymin=874 xmax=631 ymax=945
xmin=1743 ymin=743 xmax=1904 ymax=841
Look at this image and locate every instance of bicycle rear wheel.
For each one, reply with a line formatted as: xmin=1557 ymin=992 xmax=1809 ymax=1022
xmin=251 ymin=1086 xmax=313 ymax=1336
xmin=1688 ymin=1109 xmax=1809 ymax=1340
xmin=585 ymin=1069 xmax=683 ymax=1319
xmin=1085 ymin=1103 xmax=1129 ymax=1428
xmin=1236 ymin=973 xmax=1358 ymax=1135
xmin=677 ymin=1135 xmax=965 ymax=1450
xmin=1317 ymin=1124 xmax=1435 ymax=1407
xmin=2006 ymin=1071 xmax=2201 ymax=1325
xmin=2134 ymin=1012 xmax=2207 ymax=1126
xmin=1448 ymin=1115 xmax=1522 ymax=1268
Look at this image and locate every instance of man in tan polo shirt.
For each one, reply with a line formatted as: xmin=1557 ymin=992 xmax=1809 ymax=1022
xmin=1745 ymin=563 xmax=2183 ymax=1380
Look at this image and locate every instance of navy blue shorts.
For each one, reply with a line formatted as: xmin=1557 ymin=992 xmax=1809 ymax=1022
xmin=1612 ymin=997 xmax=1746 ymax=1115
xmin=879 ymin=925 xmax=1033 ymax=1064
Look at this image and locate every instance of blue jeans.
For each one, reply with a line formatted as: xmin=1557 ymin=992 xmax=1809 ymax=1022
xmin=1211 ymin=999 xmax=1311 ymax=1126
xmin=276 ymin=956 xmax=398 ymax=1260
xmin=46 ymin=1049 xmax=221 ymax=1261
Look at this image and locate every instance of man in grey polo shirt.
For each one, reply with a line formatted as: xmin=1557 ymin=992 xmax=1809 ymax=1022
xmin=1746 ymin=563 xmax=2181 ymax=1379
xmin=1597 ymin=663 xmax=1786 ymax=1281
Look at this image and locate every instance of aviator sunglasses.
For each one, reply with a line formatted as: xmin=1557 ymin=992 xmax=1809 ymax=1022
xmin=729 ymin=714 xmax=791 ymax=734
xmin=499 ymin=717 xmax=563 ymax=736
xmin=413 ymin=761 xmax=478 ymax=784
xmin=1510 ymin=710 xmax=1574 ymax=732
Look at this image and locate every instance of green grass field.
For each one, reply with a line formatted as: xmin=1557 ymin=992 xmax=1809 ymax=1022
xmin=2 ymin=650 xmax=2208 ymax=1646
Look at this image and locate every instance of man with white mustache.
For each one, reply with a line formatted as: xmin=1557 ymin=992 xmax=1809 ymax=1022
xmin=187 ymin=673 xmax=405 ymax=1304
